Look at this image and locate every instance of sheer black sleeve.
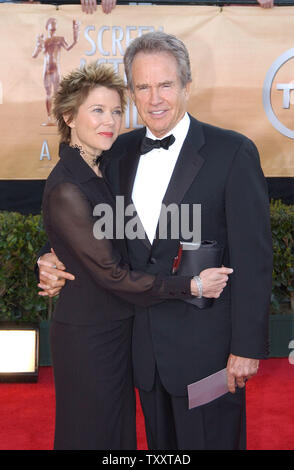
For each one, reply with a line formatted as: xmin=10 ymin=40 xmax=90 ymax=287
xmin=37 ymin=240 xmax=52 ymax=259
xmin=43 ymin=182 xmax=193 ymax=307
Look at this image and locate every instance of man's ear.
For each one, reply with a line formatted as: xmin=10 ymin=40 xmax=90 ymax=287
xmin=184 ymin=81 xmax=192 ymax=99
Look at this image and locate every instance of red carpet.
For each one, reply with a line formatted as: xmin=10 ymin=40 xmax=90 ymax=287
xmin=0 ymin=358 xmax=293 ymax=450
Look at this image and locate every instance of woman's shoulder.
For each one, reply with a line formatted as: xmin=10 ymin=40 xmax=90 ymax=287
xmin=43 ymin=159 xmax=81 ymax=201
xmin=42 ymin=179 xmax=92 ymax=226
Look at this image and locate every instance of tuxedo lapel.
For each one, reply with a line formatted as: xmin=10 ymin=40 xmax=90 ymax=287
xmin=119 ymin=128 xmax=152 ymax=250
xmin=162 ymin=116 xmax=205 ymax=208
xmin=150 ymin=117 xmax=205 ymax=249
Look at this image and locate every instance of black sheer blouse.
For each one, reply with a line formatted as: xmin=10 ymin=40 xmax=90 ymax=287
xmin=42 ymin=143 xmax=193 ymax=325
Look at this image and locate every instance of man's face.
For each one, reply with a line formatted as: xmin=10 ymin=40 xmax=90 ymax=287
xmin=130 ymin=51 xmax=191 ymax=138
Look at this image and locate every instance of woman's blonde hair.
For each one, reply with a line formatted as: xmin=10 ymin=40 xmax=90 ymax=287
xmin=53 ymin=62 xmax=126 ymax=143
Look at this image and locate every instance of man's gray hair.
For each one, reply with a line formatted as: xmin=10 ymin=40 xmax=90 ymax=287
xmin=124 ymin=31 xmax=192 ymax=91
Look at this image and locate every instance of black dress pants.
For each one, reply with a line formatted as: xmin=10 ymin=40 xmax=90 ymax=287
xmin=50 ymin=317 xmax=136 ymax=450
xmin=138 ymin=367 xmax=246 ymax=450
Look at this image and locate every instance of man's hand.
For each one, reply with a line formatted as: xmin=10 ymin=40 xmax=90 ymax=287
xmin=80 ymin=0 xmax=116 ymax=15
xmin=37 ymin=249 xmax=75 ymax=298
xmin=191 ymin=266 xmax=233 ymax=298
xmin=226 ymin=354 xmax=259 ymax=393
xmin=80 ymin=0 xmax=97 ymax=14
xmin=257 ymin=0 xmax=274 ymax=8
xmin=101 ymin=0 xmax=116 ymax=14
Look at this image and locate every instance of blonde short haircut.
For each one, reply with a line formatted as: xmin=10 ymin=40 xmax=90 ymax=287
xmin=53 ymin=62 xmax=126 ymax=144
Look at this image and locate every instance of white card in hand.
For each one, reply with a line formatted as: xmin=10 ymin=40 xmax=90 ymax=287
xmin=188 ymin=368 xmax=229 ymax=409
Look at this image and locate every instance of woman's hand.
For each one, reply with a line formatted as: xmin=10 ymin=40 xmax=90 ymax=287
xmin=191 ymin=266 xmax=233 ymax=298
xmin=37 ymin=249 xmax=75 ymax=297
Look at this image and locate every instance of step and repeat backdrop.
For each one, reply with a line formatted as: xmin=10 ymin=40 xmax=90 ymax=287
xmin=0 ymin=4 xmax=293 ymax=207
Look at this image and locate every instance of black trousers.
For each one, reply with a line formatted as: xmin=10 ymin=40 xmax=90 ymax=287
xmin=138 ymin=367 xmax=246 ymax=450
xmin=50 ymin=317 xmax=136 ymax=450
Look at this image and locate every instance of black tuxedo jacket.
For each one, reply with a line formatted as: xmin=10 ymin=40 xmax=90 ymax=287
xmin=104 ymin=115 xmax=273 ymax=396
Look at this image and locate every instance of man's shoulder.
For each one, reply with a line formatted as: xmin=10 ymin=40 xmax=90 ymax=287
xmin=119 ymin=127 xmax=145 ymax=141
xmin=106 ymin=127 xmax=145 ymax=160
xmin=190 ymin=116 xmax=259 ymax=167
xmin=192 ymin=116 xmax=250 ymax=147
xmin=112 ymin=128 xmax=145 ymax=153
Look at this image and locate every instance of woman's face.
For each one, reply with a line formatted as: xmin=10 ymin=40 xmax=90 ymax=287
xmin=68 ymin=86 xmax=123 ymax=155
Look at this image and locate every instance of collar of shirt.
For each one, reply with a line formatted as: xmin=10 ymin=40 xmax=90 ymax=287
xmin=143 ymin=112 xmax=190 ymax=157
xmin=59 ymin=143 xmax=97 ymax=182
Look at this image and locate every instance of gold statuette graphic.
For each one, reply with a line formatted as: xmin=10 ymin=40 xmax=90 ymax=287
xmin=32 ymin=17 xmax=80 ymax=126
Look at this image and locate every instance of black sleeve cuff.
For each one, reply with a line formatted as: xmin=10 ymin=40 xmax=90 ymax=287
xmin=161 ymin=275 xmax=194 ymax=300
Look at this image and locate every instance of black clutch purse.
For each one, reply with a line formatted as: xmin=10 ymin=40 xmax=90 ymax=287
xmin=172 ymin=240 xmax=224 ymax=308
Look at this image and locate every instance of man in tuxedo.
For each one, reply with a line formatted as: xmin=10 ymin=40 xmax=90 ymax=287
xmin=38 ymin=32 xmax=272 ymax=449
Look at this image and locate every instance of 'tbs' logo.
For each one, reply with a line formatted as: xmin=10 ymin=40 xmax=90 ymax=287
xmin=263 ymin=48 xmax=294 ymax=140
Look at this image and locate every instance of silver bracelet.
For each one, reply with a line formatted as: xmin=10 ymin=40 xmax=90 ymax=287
xmin=193 ymin=275 xmax=203 ymax=299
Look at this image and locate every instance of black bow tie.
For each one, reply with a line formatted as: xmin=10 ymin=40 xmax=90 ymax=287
xmin=140 ymin=134 xmax=175 ymax=155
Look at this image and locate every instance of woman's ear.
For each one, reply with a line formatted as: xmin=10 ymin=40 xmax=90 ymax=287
xmin=63 ymin=114 xmax=75 ymax=129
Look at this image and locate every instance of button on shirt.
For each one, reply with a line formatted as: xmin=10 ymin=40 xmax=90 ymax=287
xmin=132 ymin=113 xmax=190 ymax=243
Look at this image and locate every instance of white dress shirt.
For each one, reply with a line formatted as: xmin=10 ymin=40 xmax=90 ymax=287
xmin=131 ymin=113 xmax=190 ymax=243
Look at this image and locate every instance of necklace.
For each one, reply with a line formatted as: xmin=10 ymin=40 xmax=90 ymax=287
xmin=70 ymin=144 xmax=102 ymax=169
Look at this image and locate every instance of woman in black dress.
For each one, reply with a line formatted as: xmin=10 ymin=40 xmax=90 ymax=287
xmin=42 ymin=63 xmax=200 ymax=450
